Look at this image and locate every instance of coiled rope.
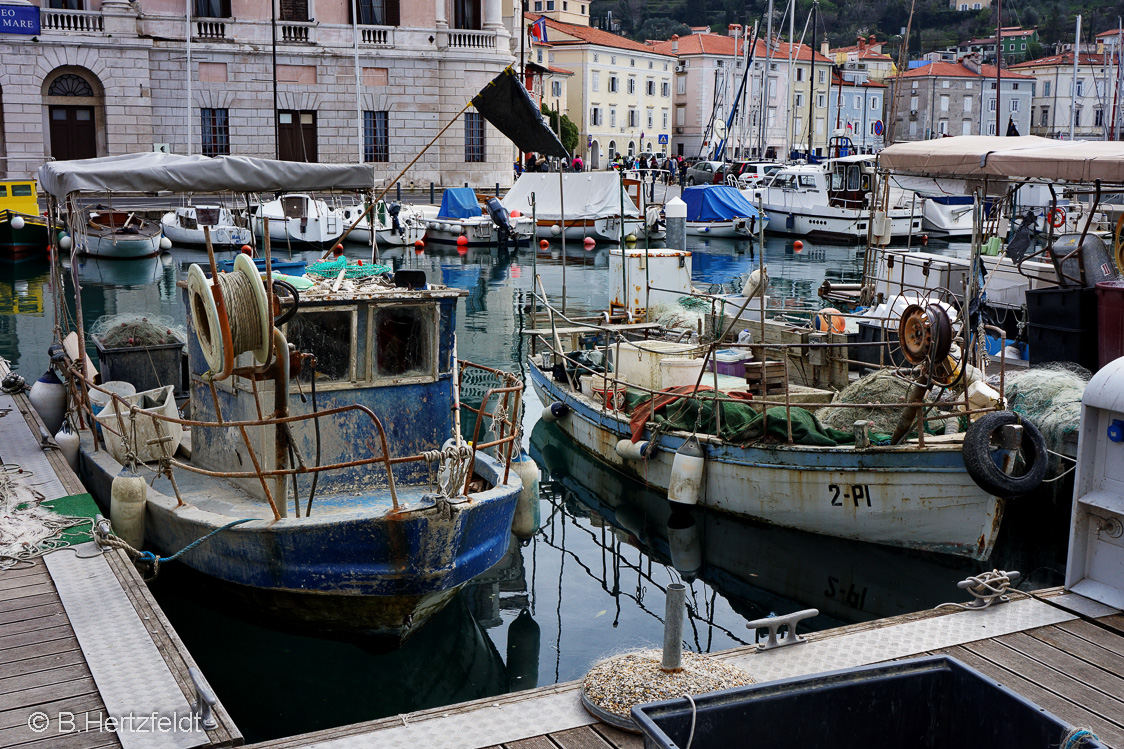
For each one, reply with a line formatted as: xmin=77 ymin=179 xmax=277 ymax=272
xmin=1062 ymin=729 xmax=1100 ymax=749
xmin=213 ymin=270 xmax=265 ymax=358
xmin=422 ymin=444 xmax=473 ymax=497
xmin=936 ymin=569 xmax=1021 ymax=611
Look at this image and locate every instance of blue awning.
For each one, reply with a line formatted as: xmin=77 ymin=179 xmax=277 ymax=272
xmin=438 ymin=188 xmax=482 ymax=220
xmin=682 ymin=185 xmax=760 ymax=222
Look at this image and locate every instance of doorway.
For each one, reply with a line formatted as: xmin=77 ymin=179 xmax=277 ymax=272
xmin=590 ymin=140 xmax=600 ymax=170
xmin=278 ymin=110 xmax=317 ymax=162
xmin=48 ymin=106 xmax=97 ymax=161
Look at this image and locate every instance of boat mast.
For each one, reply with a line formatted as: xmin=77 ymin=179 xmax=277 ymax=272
xmin=186 ymin=0 xmax=192 ymax=155
xmin=995 ymin=0 xmax=1002 ymax=136
xmin=1071 ymin=15 xmax=1081 ymax=140
xmin=352 ymin=0 xmax=362 ymax=163
xmin=272 ymin=0 xmax=279 ymax=158
xmin=808 ymin=0 xmax=816 ymax=158
xmin=786 ymin=0 xmax=795 ymax=157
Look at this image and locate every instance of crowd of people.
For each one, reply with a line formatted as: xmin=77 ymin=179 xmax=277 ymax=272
xmin=516 ymin=151 xmax=687 ymax=185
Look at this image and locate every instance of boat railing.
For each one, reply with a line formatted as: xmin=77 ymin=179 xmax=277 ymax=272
xmin=528 ymin=289 xmax=1006 ymax=449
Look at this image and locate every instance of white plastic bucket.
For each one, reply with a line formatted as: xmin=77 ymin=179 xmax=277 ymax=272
xmin=659 ymin=358 xmax=705 ymax=391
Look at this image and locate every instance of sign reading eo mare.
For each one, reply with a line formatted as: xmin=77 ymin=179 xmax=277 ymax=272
xmin=0 ymin=4 xmax=40 ymax=35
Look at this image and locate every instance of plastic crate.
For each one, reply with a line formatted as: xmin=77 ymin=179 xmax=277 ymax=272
xmin=1027 ymin=324 xmax=1099 ymax=373
xmin=850 ymin=321 xmax=905 ymax=369
xmin=93 ymin=338 xmax=186 ymax=395
xmin=632 ymin=656 xmax=1104 ymax=749
xmin=1025 ymin=287 xmax=1097 ymax=330
xmin=215 ymin=257 xmax=307 ymax=276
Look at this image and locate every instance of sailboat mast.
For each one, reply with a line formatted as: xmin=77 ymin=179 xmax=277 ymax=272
xmin=1071 ymin=15 xmax=1081 ymax=140
xmin=787 ymin=0 xmax=795 ymax=156
xmin=186 ymin=0 xmax=192 ymax=155
xmin=808 ymin=0 xmax=816 ymax=157
xmin=272 ymin=0 xmax=279 ymax=158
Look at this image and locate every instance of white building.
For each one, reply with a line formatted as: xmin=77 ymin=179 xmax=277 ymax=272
xmin=1011 ymin=51 xmax=1122 ymax=139
xmin=0 ymin=0 xmax=515 ymax=186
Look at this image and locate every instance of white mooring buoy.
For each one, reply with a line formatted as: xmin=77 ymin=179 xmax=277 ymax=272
xmin=28 ymin=369 xmax=66 ymax=435
xmin=510 ymin=450 xmax=541 ymax=540
xmin=54 ymin=421 xmax=80 ymax=470
xmin=667 ymin=435 xmax=705 ymax=505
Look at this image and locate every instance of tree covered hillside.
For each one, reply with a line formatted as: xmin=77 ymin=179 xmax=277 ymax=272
xmin=592 ymin=0 xmax=1124 ymax=58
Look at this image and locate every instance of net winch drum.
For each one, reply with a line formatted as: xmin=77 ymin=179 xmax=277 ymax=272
xmin=186 ymin=254 xmax=272 ymax=376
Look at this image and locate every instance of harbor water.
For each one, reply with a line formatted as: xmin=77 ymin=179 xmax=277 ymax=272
xmin=0 ymin=233 xmax=1072 ymax=743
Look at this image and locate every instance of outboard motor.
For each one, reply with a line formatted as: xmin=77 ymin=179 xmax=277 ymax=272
xmin=387 ymin=202 xmax=403 ymax=236
xmin=486 ymin=197 xmax=515 ymax=246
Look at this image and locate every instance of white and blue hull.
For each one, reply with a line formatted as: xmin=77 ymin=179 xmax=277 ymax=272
xmin=529 ymin=360 xmax=1002 ymax=560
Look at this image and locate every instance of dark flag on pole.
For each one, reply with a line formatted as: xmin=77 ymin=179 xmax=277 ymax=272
xmin=1006 ymin=117 xmax=1020 ymax=136
xmin=472 ymin=67 xmax=568 ymax=158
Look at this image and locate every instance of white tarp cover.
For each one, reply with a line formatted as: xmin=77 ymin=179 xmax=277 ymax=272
xmin=37 ymin=153 xmax=375 ymax=198
xmin=502 ymin=172 xmax=640 ymax=220
xmin=879 ymin=135 xmax=1124 ymax=184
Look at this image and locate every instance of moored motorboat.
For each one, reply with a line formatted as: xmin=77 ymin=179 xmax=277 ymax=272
xmin=82 ymin=209 xmax=164 ymax=259
xmin=250 ymin=194 xmax=345 ymax=248
xmin=502 ymin=172 xmax=648 ymax=242
xmin=0 ymin=179 xmax=50 ymax=260
xmin=161 ymin=205 xmax=253 ymax=247
xmin=340 ymin=200 xmax=427 ymax=246
xmin=423 ymin=188 xmax=533 ymax=247
xmin=682 ymin=184 xmax=766 ymax=238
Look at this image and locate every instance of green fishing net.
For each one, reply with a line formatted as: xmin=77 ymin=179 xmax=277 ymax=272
xmin=305 ymin=257 xmax=391 ymax=279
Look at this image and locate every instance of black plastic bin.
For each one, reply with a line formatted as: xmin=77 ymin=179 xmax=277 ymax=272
xmin=631 ymin=656 xmax=1102 ymax=749
xmin=1026 ymin=288 xmax=1099 ymax=372
xmin=850 ymin=321 xmax=905 ymax=369
xmin=93 ymin=338 xmax=186 ymax=395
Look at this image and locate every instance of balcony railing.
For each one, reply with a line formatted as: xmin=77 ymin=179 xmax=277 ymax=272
xmin=41 ymin=9 xmax=104 ymax=33
xmin=195 ymin=19 xmax=227 ymax=39
xmin=359 ymin=25 xmax=393 ymax=46
xmin=279 ymin=21 xmax=313 ymax=43
xmin=448 ymin=29 xmax=496 ymax=50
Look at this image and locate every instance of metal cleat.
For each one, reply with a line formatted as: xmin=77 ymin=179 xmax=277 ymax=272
xmin=745 ymin=608 xmax=819 ymax=651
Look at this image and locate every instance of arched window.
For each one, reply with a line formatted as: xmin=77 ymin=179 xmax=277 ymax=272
xmin=627 ymin=141 xmax=635 ymax=157
xmin=48 ymin=74 xmax=94 ymax=98
xmin=608 ymin=140 xmax=616 ymax=158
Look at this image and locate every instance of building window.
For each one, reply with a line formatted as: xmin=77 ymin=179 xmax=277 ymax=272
xmin=562 ymin=1 xmax=567 ymax=9
xmin=962 ymin=119 xmax=972 ymax=135
xmin=627 ymin=77 xmax=636 ymax=94
xmin=611 ymin=56 xmax=616 ymax=65
xmin=818 ymin=69 xmax=825 ymax=84
xmin=1075 ymin=79 xmax=1084 ymax=96
xmin=795 ymin=93 xmax=804 ymax=107
xmin=987 ymin=122 xmax=996 ymax=134
xmin=464 ymin=110 xmax=485 ymax=162
xmin=592 ymin=71 xmax=599 ymax=92
xmin=816 ymin=94 xmax=825 ymax=108
xmin=1043 ymin=81 xmax=1050 ymax=97
xmin=536 ymin=50 xmax=543 ymax=63
xmin=768 ymin=78 xmax=777 ymax=98
xmin=545 ymin=0 xmax=553 ymax=8
xmin=630 ymin=58 xmax=635 ymax=67
xmin=661 ymin=81 xmax=670 ymax=97
xmin=1009 ymin=98 xmax=1019 ymax=112
xmin=942 ymin=80 xmax=950 ymax=88
xmin=648 ymin=60 xmax=654 ymax=69
xmin=551 ymin=80 xmax=562 ymax=97
xmin=662 ymin=110 xmax=668 ymax=128
xmin=350 ymin=0 xmax=399 ymax=25
xmin=194 ymin=0 xmax=231 ymax=18
xmin=593 ymin=54 xmax=599 ymax=63
xmin=279 ymin=0 xmax=309 ymax=21
xmin=646 ymin=109 xmax=653 ymax=128
xmin=591 ymin=107 xmax=602 ymax=126
xmin=609 ymin=76 xmax=618 ymax=93
xmin=940 ymin=95 xmax=949 ymax=111
xmin=1040 ymin=106 xmax=1049 ymax=126
xmin=675 ymin=106 xmax=685 ymax=126
xmin=533 ymin=1 xmax=541 ymax=8
xmin=1096 ymin=108 xmax=1105 ymax=127
xmin=872 ymin=97 xmax=879 ymax=110
xmin=988 ymin=98 xmax=996 ymax=112
xmin=48 ymin=74 xmax=94 ymax=97
xmin=581 ymin=4 xmax=585 ymax=13
xmin=609 ymin=108 xmax=616 ymax=127
xmin=909 ymin=95 xmax=918 ymax=110
xmin=628 ymin=109 xmax=638 ymax=128
xmin=1021 ymin=42 xmax=1026 ymax=49
xmin=646 ymin=79 xmax=655 ymax=96
xmin=677 ymin=76 xmax=686 ymax=95
xmin=854 ymin=95 xmax=861 ymax=109
xmin=454 ymin=0 xmax=480 ymax=29
xmin=200 ymin=108 xmax=229 ymax=156
xmin=363 ymin=110 xmax=389 ymax=163
xmin=937 ymin=119 xmax=948 ymax=134
xmin=796 ymin=68 xmax=804 ymax=82
xmin=1074 ymin=107 xmax=1082 ymax=127
xmin=963 ymin=96 xmax=972 ymax=112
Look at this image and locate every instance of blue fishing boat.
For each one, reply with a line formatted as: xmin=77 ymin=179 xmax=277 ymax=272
xmin=682 ymin=185 xmax=767 ymax=238
xmin=39 ymin=154 xmax=525 ymax=644
xmin=423 ymin=187 xmax=533 ymax=247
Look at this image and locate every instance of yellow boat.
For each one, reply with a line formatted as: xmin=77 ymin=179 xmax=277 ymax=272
xmin=0 ymin=180 xmax=50 ymax=260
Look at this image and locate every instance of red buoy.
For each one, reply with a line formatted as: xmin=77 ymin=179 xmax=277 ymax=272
xmin=240 ymin=245 xmax=252 ymax=255
xmin=583 ymin=237 xmax=595 ymax=250
xmin=793 ymin=240 xmax=804 ymax=253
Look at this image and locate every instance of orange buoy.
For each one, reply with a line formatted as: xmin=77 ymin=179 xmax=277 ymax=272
xmin=332 ymin=243 xmax=344 ymax=256
xmin=793 ymin=240 xmax=804 ymax=253
xmin=456 ymin=235 xmax=469 ymax=246
xmin=414 ymin=240 xmax=425 ymax=255
xmin=814 ymin=307 xmax=846 ymax=334
xmin=511 ymin=210 xmax=522 ymax=218
xmin=539 ymin=239 xmax=549 ymax=249
xmin=240 ymin=244 xmax=253 ymax=255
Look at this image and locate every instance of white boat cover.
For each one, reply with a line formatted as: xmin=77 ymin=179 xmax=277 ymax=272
xmin=501 ymin=172 xmax=640 ymax=220
xmin=38 ymin=153 xmax=375 ymax=198
xmin=879 ymin=135 xmax=1124 ymax=184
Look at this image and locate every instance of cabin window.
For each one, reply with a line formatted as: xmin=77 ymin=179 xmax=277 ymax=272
xmin=11 ymin=184 xmax=32 ymax=197
xmin=0 ymin=186 xmax=6 ymax=197
xmin=373 ymin=306 xmax=434 ymax=380
xmin=287 ymin=310 xmax=357 ymax=384
xmin=847 ymin=167 xmax=860 ymax=191
xmin=798 ymin=175 xmax=817 ymax=189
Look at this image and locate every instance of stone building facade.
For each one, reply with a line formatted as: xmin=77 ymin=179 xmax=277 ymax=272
xmin=1010 ymin=52 xmax=1122 ymax=140
xmin=0 ymin=0 xmax=516 ymax=187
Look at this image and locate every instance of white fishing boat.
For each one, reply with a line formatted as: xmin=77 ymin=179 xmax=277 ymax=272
xmin=748 ymin=155 xmax=920 ymax=241
xmin=340 ymin=201 xmax=426 ymax=246
xmin=250 ymin=194 xmax=345 ymax=248
xmin=423 ymin=188 xmax=534 ymax=247
xmin=502 ymin=172 xmax=649 ymax=243
xmin=82 ymin=209 xmax=166 ymax=258
xmin=160 ymin=205 xmax=253 ymax=247
xmin=920 ymin=195 xmax=974 ymax=238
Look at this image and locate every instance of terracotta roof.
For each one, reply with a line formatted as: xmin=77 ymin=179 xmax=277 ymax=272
xmin=523 ymin=13 xmax=675 ymax=55
xmin=549 ymin=65 xmax=574 ymax=75
xmin=1097 ymin=29 xmax=1124 ymax=38
xmin=647 ymin=32 xmax=832 ymax=63
xmin=831 ymin=72 xmax=887 ymax=88
xmin=897 ymin=60 xmax=1034 ymax=79
xmin=1010 ymin=52 xmax=1115 ymax=67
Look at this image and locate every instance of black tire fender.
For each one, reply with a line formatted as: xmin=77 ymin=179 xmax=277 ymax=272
xmin=962 ymin=411 xmax=1048 ymax=498
xmin=272 ymin=279 xmax=300 ymax=327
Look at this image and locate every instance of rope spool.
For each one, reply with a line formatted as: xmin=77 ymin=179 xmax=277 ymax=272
xmin=186 ymin=254 xmax=271 ymax=376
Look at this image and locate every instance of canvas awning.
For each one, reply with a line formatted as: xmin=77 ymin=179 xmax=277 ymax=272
xmin=879 ymin=136 xmax=1124 ymax=184
xmin=38 ymin=153 xmax=376 ymax=198
xmin=501 ymin=172 xmax=639 ymax=220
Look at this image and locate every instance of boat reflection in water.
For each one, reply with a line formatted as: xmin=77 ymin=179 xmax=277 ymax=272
xmin=529 ymin=420 xmax=1066 ymax=629
xmin=150 ymin=564 xmax=510 ymax=743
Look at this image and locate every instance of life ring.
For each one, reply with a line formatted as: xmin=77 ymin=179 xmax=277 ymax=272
xmin=1047 ymin=207 xmax=1066 ymax=229
xmin=961 ymin=411 xmax=1048 ymax=499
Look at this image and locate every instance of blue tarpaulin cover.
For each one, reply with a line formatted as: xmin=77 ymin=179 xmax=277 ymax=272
xmin=682 ymin=185 xmax=760 ymax=222
xmin=438 ymin=188 xmax=482 ymax=219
